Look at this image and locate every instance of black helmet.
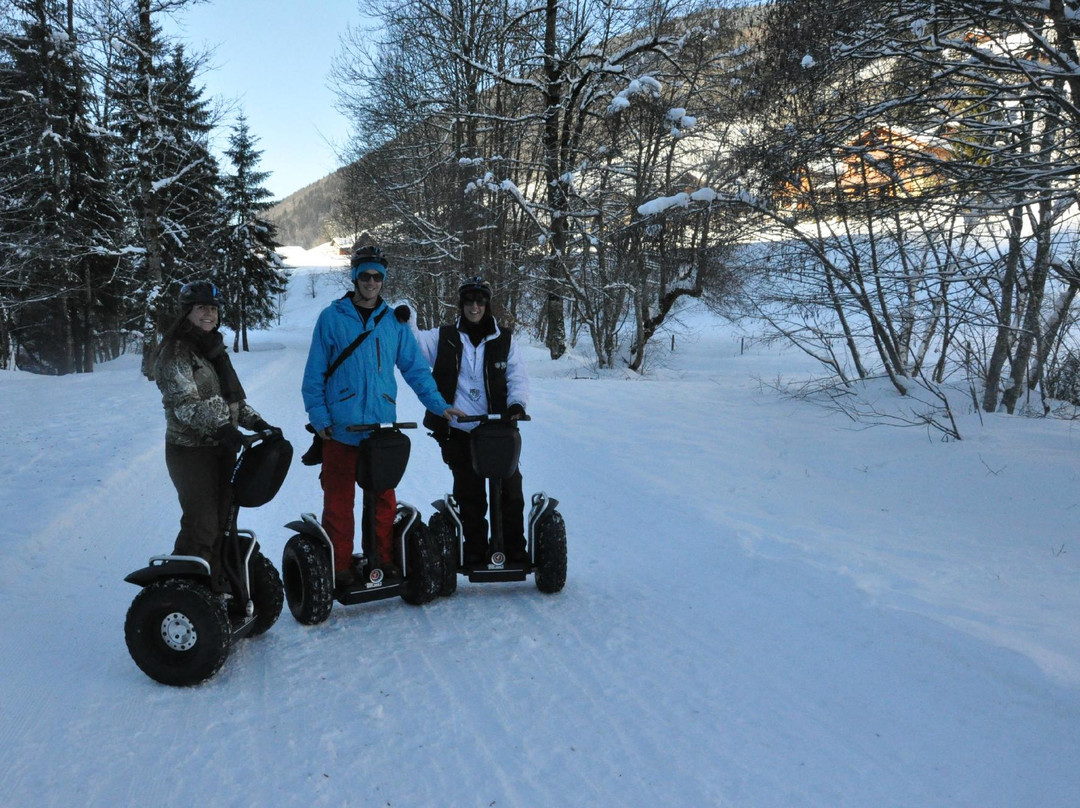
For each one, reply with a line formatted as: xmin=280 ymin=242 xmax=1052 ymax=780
xmin=178 ymin=280 xmax=222 ymax=308
xmin=458 ymin=277 xmax=492 ymax=305
xmin=349 ymin=241 xmax=388 ymax=270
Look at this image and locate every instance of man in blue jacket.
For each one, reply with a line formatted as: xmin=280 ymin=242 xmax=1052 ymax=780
xmin=302 ymin=245 xmax=463 ymax=587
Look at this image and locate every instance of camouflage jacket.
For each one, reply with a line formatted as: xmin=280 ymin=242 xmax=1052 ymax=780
xmin=154 ymin=338 xmax=262 ymax=447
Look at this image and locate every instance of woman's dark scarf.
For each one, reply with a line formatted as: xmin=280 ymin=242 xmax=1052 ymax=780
xmin=177 ymin=319 xmax=246 ymax=403
xmin=459 ymin=312 xmax=496 ymax=347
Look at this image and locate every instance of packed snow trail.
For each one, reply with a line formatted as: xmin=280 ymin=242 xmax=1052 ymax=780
xmin=0 ymin=262 xmax=1078 ymax=807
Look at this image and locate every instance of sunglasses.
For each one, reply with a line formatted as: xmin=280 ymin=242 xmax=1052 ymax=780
xmin=462 ymin=294 xmax=487 ymax=305
xmin=357 ymin=272 xmax=383 ymax=283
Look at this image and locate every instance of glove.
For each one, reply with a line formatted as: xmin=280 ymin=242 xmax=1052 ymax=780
xmin=253 ymin=419 xmax=283 ymax=439
xmin=506 ymin=403 xmax=526 ymax=421
xmin=394 ymin=304 xmax=411 ymax=323
xmin=214 ymin=423 xmax=245 ymax=452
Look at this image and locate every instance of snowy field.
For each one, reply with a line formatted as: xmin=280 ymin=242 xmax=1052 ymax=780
xmin=1 ymin=245 xmax=1078 ymax=807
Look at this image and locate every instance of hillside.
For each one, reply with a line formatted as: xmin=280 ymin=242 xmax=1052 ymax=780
xmin=266 ymin=169 xmax=344 ymax=248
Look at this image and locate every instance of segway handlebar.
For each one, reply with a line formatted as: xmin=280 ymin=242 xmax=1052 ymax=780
xmin=346 ymin=421 xmax=418 ymax=432
xmin=456 ymin=413 xmax=531 ymax=424
xmin=240 ymin=427 xmax=283 ymax=448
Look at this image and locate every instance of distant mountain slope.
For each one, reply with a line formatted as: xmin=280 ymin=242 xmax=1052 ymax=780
xmin=267 ymin=169 xmax=343 ymax=249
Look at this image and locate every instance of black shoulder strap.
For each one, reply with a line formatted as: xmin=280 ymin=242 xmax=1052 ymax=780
xmin=324 ymin=308 xmax=388 ymax=381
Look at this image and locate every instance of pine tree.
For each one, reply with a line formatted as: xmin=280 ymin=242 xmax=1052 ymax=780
xmin=107 ymin=0 xmax=164 ymax=376
xmin=0 ymin=0 xmax=122 ymax=373
xmin=157 ymin=44 xmax=225 ymax=283
xmin=219 ymin=114 xmax=287 ymax=351
xmin=61 ymin=2 xmax=125 ymax=374
xmin=108 ymin=0 xmax=214 ymax=376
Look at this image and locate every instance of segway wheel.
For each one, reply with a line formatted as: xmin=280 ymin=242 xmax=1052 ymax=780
xmin=400 ymin=519 xmax=440 ymax=605
xmin=429 ymin=512 xmax=458 ymax=598
xmin=124 ymin=578 xmax=231 ymax=686
xmin=533 ymin=510 xmax=567 ymax=594
xmin=281 ymin=534 xmax=333 ymax=625
xmin=247 ymin=550 xmax=284 ymax=636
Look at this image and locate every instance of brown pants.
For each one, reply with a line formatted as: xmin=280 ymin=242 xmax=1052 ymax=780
xmin=165 ymin=443 xmax=236 ymax=579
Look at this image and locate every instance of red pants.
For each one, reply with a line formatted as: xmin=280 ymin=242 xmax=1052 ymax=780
xmin=321 ymin=438 xmax=397 ymax=572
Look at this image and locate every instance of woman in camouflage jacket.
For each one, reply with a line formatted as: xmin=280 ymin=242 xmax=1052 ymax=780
xmin=153 ymin=281 xmax=276 ymax=591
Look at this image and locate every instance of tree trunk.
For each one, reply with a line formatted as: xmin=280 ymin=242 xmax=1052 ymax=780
xmin=137 ymin=0 xmax=164 ymax=379
xmin=541 ymin=0 xmax=566 ymax=360
xmin=1001 ymin=205 xmax=1054 ymax=413
xmin=981 ymin=200 xmax=1025 ymax=411
xmin=59 ymin=294 xmax=76 ymax=375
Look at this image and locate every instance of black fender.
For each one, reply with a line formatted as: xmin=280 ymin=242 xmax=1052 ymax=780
xmin=394 ymin=501 xmax=421 ymax=533
xmin=285 ymin=515 xmax=335 ymax=570
xmin=539 ymin=497 xmax=560 ymax=516
xmin=527 ymin=492 xmax=561 ymax=555
xmin=124 ymin=556 xmax=211 ymax=587
xmin=431 ymin=497 xmax=464 ymax=528
xmin=528 ymin=493 xmax=559 ymax=527
xmin=285 ymin=519 xmax=325 ymax=541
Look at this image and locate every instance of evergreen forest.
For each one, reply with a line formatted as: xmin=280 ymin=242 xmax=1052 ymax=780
xmin=1 ymin=0 xmax=286 ymax=376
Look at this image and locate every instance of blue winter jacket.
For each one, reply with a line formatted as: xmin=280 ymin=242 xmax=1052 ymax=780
xmin=302 ymin=295 xmax=451 ymax=445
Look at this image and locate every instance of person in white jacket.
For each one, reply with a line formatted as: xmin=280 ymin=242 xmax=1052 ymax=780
xmin=413 ymin=278 xmax=531 ymax=566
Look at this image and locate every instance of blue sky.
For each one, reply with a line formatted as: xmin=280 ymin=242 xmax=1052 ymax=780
xmin=165 ymin=0 xmax=373 ymax=201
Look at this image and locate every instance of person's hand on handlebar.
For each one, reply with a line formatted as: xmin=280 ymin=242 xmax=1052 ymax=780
xmin=317 ymin=426 xmax=333 ymax=440
xmin=214 ymin=423 xmax=245 ymax=451
xmin=443 ymin=407 xmax=467 ymax=420
xmin=253 ymin=419 xmax=283 ymax=439
xmin=506 ymin=403 xmax=526 ymax=422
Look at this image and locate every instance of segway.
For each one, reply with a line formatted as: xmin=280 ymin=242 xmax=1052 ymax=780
xmin=124 ymin=430 xmax=292 ymax=686
xmin=429 ymin=414 xmax=566 ymax=596
xmin=281 ymin=422 xmax=440 ymax=625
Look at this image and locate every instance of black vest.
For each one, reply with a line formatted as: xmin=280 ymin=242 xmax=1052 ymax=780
xmin=423 ymin=323 xmax=513 ymax=435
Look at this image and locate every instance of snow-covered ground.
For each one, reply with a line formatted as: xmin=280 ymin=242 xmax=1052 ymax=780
xmin=1 ymin=247 xmax=1078 ymax=807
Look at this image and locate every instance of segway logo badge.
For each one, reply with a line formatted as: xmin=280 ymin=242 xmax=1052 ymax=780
xmin=368 ymin=568 xmax=384 ymax=586
xmin=490 ymin=551 xmax=506 ymax=568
